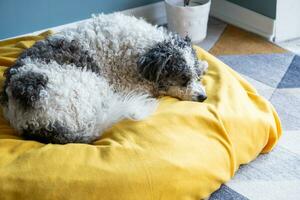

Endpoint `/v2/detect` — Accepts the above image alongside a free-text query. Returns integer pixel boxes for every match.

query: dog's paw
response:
[122,93,158,121]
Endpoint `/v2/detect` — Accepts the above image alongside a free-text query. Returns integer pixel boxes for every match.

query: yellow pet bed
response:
[0,32,281,200]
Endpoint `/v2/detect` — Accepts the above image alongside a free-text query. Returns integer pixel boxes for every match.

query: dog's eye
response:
[181,82,188,87]
[181,79,189,87]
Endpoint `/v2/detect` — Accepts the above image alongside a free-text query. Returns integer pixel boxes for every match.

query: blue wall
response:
[0,0,161,39]
[227,0,277,19]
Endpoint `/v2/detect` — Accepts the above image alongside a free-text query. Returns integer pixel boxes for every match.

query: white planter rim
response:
[165,0,211,10]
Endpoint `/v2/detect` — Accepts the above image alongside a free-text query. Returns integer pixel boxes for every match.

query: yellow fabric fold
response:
[0,32,281,200]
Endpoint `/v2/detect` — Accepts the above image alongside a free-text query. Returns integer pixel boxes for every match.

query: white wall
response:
[275,0,300,42]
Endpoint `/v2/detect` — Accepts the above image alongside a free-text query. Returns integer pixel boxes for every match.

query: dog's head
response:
[137,34,208,102]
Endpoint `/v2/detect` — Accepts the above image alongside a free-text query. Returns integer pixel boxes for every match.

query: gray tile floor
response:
[277,38,300,56]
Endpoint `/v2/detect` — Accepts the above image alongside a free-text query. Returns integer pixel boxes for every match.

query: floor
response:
[198,17,300,200]
[198,17,300,56]
[277,38,300,55]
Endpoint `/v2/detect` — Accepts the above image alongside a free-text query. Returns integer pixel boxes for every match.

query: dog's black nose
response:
[197,94,207,102]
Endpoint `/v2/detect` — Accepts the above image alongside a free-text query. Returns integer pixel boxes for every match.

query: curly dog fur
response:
[0,13,208,144]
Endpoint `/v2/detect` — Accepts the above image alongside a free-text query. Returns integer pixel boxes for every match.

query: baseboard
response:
[210,0,275,41]
[1,2,167,41]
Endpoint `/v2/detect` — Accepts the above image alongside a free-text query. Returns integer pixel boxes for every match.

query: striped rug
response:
[199,18,300,200]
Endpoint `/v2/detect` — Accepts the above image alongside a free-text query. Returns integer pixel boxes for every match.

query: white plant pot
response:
[165,0,211,42]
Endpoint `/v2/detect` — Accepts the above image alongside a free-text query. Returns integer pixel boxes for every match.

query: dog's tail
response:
[121,92,158,120]
[106,91,158,125]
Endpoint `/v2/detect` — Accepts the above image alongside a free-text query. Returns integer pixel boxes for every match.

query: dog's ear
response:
[137,48,171,82]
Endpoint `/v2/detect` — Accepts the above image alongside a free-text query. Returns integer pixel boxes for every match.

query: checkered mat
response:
[200,19,300,200]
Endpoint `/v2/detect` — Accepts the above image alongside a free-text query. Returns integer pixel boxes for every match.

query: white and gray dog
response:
[0,13,208,144]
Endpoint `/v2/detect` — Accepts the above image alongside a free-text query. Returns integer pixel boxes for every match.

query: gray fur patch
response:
[10,71,48,108]
[18,38,99,73]
[22,122,92,144]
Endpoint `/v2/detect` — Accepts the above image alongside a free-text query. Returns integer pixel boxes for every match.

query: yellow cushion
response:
[0,32,281,200]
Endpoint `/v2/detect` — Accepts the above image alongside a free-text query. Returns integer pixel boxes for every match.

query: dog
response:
[0,13,208,144]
